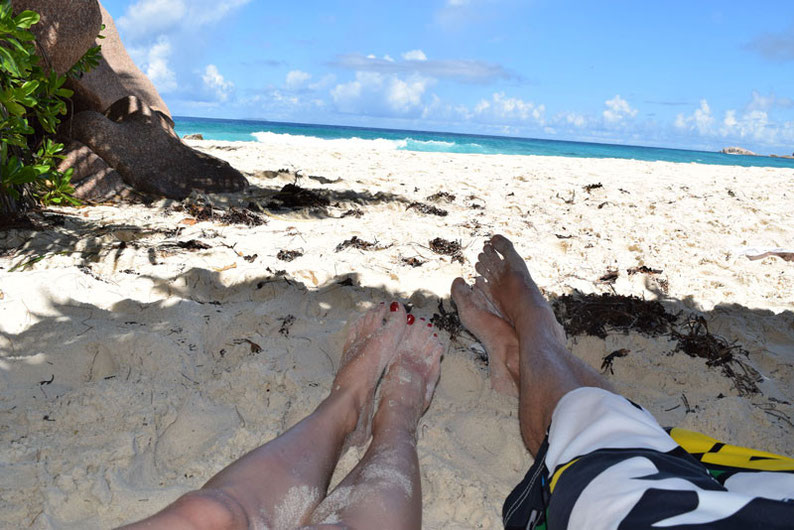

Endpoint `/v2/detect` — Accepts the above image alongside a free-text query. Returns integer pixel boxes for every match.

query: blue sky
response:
[101,0,794,153]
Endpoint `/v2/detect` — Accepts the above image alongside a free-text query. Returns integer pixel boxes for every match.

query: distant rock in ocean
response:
[183,133,205,140]
[721,146,757,156]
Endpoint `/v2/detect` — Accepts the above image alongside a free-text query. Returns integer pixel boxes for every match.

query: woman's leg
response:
[307,317,443,529]
[120,302,408,530]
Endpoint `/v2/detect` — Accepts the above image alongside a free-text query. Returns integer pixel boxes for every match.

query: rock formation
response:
[11,0,248,202]
[57,140,128,201]
[71,97,247,199]
[11,0,102,75]
[721,146,757,156]
[66,4,173,125]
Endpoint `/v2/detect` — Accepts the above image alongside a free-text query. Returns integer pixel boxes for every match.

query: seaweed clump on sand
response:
[672,315,760,395]
[180,200,267,226]
[335,236,390,252]
[266,184,330,209]
[277,249,303,262]
[406,202,448,217]
[431,299,466,340]
[401,256,425,268]
[426,191,456,203]
[552,292,677,339]
[429,237,464,264]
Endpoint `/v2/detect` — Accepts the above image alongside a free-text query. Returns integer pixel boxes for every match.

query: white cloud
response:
[117,0,250,105]
[603,95,638,124]
[285,70,312,89]
[746,90,793,111]
[473,92,545,124]
[561,111,587,128]
[202,64,234,101]
[331,72,432,116]
[118,0,252,42]
[402,49,428,61]
[309,74,336,91]
[674,99,714,134]
[137,36,177,93]
[388,77,429,112]
[447,0,470,6]
[333,53,516,84]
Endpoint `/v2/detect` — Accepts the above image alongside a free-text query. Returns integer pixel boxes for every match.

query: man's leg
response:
[453,234,611,456]
[307,317,443,529]
[120,302,408,530]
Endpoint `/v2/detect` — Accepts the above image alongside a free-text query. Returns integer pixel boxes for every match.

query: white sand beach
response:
[1,137,793,529]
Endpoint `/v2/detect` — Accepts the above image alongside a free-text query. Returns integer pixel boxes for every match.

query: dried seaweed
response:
[552,292,677,339]
[340,208,364,218]
[335,236,389,252]
[426,191,456,203]
[401,256,425,267]
[182,201,267,226]
[278,315,296,336]
[584,183,603,192]
[431,299,466,340]
[176,240,211,250]
[597,269,619,284]
[406,202,448,217]
[267,184,330,209]
[672,315,760,395]
[627,266,663,275]
[428,237,464,263]
[277,249,303,262]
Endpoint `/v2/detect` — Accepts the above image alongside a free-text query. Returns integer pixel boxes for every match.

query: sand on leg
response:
[470,235,612,455]
[307,317,443,529]
[119,302,408,530]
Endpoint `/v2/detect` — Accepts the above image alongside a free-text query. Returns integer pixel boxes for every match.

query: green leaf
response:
[0,45,20,76]
[13,10,40,29]
[3,98,26,116]
[20,79,39,95]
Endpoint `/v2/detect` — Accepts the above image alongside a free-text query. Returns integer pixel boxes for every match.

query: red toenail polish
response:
[407,314,415,325]
[380,301,385,305]
[433,333,438,337]
[390,302,400,312]
[427,323,432,327]
[420,317,425,321]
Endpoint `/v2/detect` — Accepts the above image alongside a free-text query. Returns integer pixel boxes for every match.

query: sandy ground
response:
[1,137,793,529]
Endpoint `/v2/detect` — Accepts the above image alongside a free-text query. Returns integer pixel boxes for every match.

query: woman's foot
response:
[473,235,566,345]
[450,277,519,396]
[334,302,408,447]
[372,317,444,435]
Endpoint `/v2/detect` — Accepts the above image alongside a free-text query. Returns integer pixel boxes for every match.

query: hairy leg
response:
[308,317,443,529]
[451,276,519,396]
[120,302,408,530]
[474,235,612,455]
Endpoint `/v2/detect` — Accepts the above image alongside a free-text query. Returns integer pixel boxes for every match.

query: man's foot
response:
[372,318,444,434]
[474,235,566,344]
[334,302,408,447]
[450,277,519,396]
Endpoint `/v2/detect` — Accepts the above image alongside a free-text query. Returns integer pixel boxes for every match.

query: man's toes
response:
[490,234,515,254]
[474,259,493,280]
[451,276,470,295]
[483,243,500,261]
[491,235,527,270]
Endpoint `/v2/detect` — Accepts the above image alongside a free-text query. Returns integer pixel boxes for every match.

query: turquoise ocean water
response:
[174,116,794,169]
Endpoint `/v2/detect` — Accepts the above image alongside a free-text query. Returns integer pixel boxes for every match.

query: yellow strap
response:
[669,428,794,471]
[550,458,579,493]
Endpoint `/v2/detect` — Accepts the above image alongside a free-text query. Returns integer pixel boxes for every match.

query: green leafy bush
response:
[0,0,101,213]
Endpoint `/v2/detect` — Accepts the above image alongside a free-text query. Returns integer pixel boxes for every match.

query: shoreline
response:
[1,138,792,528]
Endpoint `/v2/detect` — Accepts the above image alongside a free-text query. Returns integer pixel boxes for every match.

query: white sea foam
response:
[251,131,405,150]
